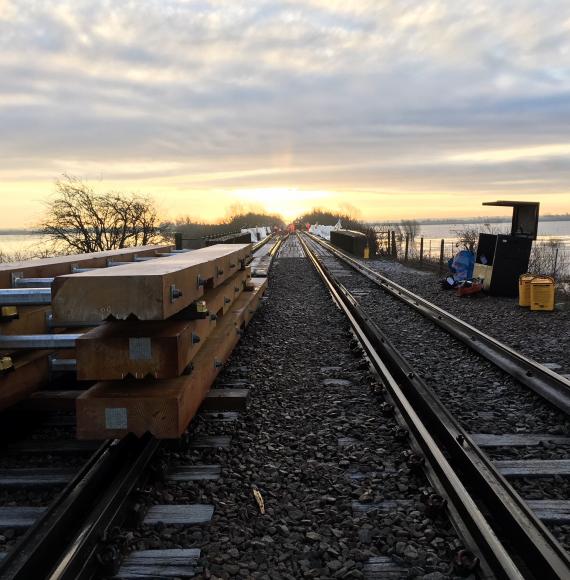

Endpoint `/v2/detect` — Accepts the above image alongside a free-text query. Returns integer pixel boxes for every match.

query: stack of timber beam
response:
[50,243,266,440]
[0,245,172,413]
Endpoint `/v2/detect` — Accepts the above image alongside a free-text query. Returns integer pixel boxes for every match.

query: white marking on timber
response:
[105,407,128,430]
[129,337,152,360]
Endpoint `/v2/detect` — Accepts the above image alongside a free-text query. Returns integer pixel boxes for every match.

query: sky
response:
[1,1,570,227]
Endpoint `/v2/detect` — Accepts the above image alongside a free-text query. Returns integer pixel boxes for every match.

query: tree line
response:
[36,176,423,257]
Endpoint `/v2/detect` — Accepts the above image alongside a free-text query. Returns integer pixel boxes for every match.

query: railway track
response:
[300,232,570,578]
[1,233,568,578]
[0,239,279,579]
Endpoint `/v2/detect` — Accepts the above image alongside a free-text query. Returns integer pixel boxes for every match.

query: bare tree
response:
[39,176,161,254]
[452,227,479,252]
[452,223,508,253]
[400,219,420,241]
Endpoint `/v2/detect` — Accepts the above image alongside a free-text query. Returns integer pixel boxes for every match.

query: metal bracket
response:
[0,306,19,322]
[11,271,23,288]
[71,264,94,274]
[0,356,14,375]
[169,285,183,302]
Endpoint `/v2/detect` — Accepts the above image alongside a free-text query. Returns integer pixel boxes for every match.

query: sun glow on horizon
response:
[229,187,333,221]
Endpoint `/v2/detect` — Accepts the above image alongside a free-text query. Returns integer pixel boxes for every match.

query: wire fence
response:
[375,230,570,281]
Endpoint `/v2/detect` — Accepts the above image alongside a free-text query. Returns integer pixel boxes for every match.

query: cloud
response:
[0,0,570,224]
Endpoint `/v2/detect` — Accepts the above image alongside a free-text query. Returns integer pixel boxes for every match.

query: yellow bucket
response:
[363,246,370,259]
[518,274,534,307]
[530,276,555,311]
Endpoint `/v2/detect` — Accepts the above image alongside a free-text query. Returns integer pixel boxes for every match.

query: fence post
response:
[404,235,409,262]
[387,230,391,255]
[553,248,559,277]
[420,237,424,267]
[174,232,183,250]
[439,239,445,273]
[391,231,397,259]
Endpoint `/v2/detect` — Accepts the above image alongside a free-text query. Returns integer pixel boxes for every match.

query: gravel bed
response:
[307,238,570,549]
[0,421,88,469]
[119,243,465,579]
[0,529,25,553]
[0,420,87,552]
[308,240,570,438]
[359,258,570,371]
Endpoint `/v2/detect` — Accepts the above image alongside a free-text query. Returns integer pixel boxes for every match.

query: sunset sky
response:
[1,1,570,227]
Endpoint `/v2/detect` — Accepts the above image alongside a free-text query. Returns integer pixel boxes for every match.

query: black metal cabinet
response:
[482,235,532,296]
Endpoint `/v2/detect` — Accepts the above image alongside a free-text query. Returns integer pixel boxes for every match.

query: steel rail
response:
[305,233,570,415]
[269,235,285,257]
[0,434,159,580]
[49,357,77,372]
[0,334,81,350]
[0,288,52,305]
[252,233,275,253]
[12,277,54,288]
[299,233,570,580]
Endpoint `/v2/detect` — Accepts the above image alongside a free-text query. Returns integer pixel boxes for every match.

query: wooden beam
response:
[472,433,570,447]
[526,500,570,524]
[0,305,50,335]
[0,467,75,488]
[52,244,252,322]
[168,465,221,482]
[19,389,83,412]
[0,350,50,413]
[74,269,254,380]
[0,244,172,289]
[495,459,570,477]
[75,280,265,439]
[201,268,250,316]
[202,388,249,411]
[239,277,267,325]
[0,507,46,530]
[76,317,215,380]
[144,505,214,526]
[115,549,201,579]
